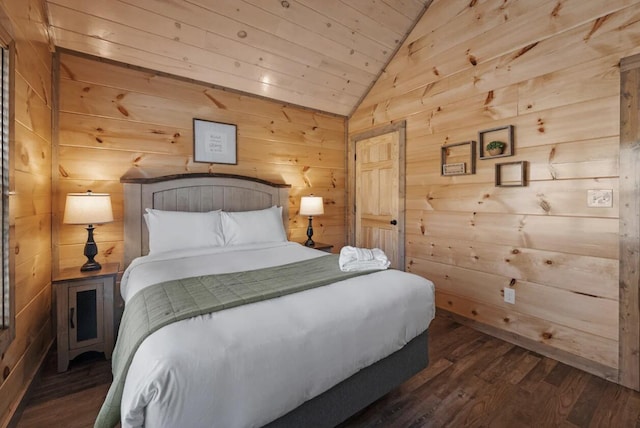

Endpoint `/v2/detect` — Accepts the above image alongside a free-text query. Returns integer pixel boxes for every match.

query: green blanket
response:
[95,254,376,428]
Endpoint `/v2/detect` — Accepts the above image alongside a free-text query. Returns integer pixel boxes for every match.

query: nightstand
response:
[303,242,333,253]
[53,263,119,372]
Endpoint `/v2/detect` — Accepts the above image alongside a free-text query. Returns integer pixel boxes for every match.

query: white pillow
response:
[221,206,287,245]
[145,208,224,254]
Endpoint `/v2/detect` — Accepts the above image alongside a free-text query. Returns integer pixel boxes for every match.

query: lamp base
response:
[81,224,102,272]
[80,260,102,272]
[305,216,315,247]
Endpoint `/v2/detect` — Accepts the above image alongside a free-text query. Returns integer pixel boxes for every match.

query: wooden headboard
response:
[120,172,291,268]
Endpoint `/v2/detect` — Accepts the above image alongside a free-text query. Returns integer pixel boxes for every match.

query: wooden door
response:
[355,131,402,269]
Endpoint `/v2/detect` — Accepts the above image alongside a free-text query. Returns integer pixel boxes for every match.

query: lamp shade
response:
[300,195,324,216]
[63,192,114,225]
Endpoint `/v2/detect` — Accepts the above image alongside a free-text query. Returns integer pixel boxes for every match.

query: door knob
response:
[390,219,397,225]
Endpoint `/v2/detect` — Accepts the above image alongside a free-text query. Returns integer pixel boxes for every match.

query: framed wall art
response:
[479,125,514,159]
[193,118,237,164]
[441,141,476,176]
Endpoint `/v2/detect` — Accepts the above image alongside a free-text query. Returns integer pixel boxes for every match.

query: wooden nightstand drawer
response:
[53,263,119,372]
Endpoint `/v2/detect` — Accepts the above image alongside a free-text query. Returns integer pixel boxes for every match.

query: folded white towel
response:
[339,245,391,272]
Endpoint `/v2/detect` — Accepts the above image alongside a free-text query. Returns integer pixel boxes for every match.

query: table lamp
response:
[300,195,324,247]
[63,191,114,271]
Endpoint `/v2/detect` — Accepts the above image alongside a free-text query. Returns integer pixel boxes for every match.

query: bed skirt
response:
[265,330,429,428]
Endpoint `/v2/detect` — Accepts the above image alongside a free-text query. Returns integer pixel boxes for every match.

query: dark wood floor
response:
[15,314,640,428]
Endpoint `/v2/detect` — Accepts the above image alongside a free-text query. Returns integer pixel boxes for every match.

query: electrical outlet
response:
[504,287,516,304]
[587,189,613,208]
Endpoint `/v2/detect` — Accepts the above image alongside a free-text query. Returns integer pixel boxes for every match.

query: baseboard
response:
[5,339,54,428]
[439,309,619,383]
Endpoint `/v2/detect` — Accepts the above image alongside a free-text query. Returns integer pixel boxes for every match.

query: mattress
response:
[117,242,436,428]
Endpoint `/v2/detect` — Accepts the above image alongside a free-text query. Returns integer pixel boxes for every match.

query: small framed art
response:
[441,141,476,176]
[479,125,514,159]
[442,162,465,175]
[193,118,237,164]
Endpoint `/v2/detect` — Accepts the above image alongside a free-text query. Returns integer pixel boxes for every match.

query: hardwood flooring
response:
[15,350,111,428]
[14,314,640,427]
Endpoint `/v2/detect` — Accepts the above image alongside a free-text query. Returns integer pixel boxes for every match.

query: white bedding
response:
[119,242,436,428]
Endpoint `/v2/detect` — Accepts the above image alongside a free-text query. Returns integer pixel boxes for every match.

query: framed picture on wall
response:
[193,118,237,164]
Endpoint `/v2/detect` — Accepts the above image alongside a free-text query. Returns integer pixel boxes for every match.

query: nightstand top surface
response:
[53,263,120,283]
[302,242,333,251]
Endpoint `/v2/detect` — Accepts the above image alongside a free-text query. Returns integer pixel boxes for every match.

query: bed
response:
[96,172,435,428]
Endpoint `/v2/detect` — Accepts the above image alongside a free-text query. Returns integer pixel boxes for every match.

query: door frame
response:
[619,54,640,391]
[348,121,406,269]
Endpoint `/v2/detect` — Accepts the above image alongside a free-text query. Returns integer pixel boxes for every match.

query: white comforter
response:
[119,242,436,428]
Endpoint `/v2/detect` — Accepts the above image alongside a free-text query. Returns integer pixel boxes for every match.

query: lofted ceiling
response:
[44,0,432,116]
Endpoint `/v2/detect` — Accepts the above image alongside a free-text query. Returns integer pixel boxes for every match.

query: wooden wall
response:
[0,0,53,425]
[349,0,640,381]
[45,0,432,116]
[55,52,346,271]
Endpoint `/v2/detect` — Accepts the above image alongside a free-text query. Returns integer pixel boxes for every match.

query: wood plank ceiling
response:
[44,0,432,116]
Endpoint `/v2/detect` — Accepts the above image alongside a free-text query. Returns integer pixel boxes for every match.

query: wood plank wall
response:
[349,0,640,381]
[55,52,346,271]
[0,0,53,425]
[45,0,430,115]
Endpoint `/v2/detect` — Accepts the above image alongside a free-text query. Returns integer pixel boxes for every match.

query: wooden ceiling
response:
[45,0,432,116]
